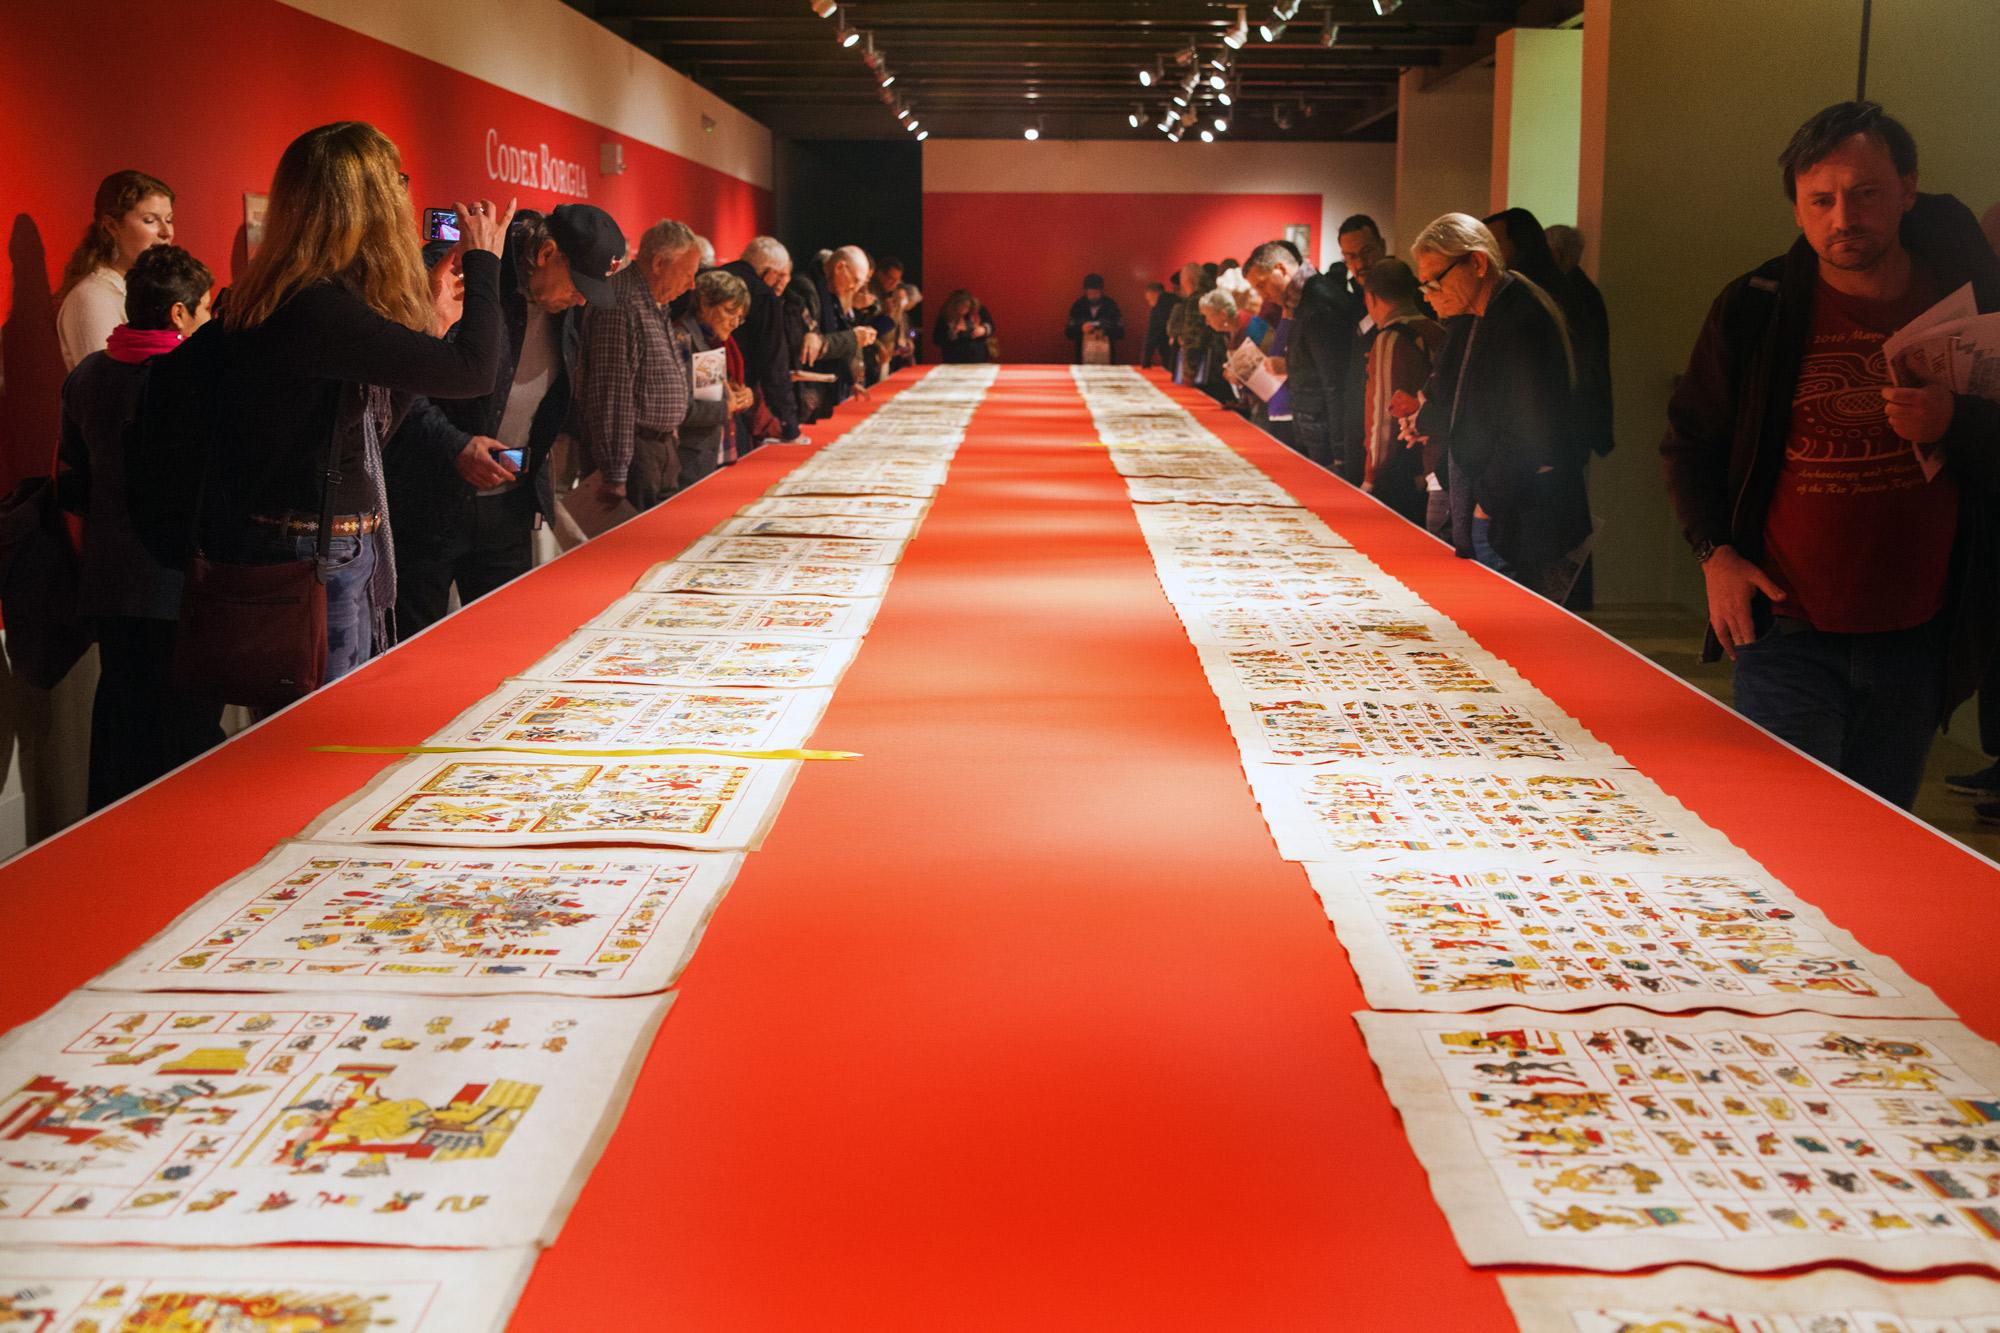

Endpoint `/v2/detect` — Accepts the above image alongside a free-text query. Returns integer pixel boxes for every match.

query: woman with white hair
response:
[1407,212,1591,604]
[1194,286,1240,404]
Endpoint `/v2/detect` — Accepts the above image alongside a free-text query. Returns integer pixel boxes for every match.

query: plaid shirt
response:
[576,265,690,484]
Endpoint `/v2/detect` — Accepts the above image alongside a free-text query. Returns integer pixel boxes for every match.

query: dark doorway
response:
[774,139,922,289]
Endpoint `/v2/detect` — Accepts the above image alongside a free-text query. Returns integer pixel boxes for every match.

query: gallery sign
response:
[485,128,590,198]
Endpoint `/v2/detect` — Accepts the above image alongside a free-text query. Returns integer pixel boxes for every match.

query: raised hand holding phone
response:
[454,198,517,257]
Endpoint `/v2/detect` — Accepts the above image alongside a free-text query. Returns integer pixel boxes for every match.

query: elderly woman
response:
[675,268,757,492]
[1194,287,1240,404]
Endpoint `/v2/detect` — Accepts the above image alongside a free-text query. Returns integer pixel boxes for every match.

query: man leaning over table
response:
[1660,100,2000,810]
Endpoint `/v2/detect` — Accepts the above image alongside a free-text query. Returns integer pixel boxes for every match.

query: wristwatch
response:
[1692,539,1719,565]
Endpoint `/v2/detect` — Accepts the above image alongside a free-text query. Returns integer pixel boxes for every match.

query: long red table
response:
[5,367,1997,1328]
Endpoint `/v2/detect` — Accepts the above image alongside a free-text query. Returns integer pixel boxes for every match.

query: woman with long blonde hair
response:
[162,120,512,689]
[55,169,176,369]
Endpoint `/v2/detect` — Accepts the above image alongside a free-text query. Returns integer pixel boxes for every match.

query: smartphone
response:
[423,208,461,243]
[498,448,525,471]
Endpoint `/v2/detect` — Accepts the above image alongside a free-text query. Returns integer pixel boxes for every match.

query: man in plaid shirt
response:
[576,219,702,512]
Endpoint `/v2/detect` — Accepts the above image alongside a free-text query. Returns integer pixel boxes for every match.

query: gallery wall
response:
[0,0,775,496]
[922,140,1395,366]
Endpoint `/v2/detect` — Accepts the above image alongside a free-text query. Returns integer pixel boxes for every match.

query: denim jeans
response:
[1291,409,1333,469]
[1424,483,1452,542]
[1730,616,1944,809]
[243,530,378,686]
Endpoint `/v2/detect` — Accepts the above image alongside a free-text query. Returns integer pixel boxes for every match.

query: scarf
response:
[104,324,183,364]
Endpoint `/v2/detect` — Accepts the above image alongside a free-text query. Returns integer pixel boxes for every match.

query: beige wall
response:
[921,140,1396,271]
[1491,28,1582,224]
[1395,63,1495,253]
[1867,0,2000,220]
[1578,0,1861,608]
[277,0,773,188]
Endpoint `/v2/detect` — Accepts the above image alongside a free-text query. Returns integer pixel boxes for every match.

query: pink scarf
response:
[104,324,184,364]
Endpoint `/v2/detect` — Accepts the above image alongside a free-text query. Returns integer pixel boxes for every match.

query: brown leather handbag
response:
[171,424,337,709]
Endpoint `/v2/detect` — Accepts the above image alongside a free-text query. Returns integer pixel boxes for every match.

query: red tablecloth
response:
[4,367,1994,1329]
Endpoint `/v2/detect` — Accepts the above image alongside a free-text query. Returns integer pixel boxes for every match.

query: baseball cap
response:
[547,204,626,305]
[1084,273,1105,289]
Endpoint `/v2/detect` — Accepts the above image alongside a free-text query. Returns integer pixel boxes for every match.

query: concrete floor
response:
[1585,603,2000,864]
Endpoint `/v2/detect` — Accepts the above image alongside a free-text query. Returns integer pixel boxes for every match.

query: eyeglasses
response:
[1419,252,1470,295]
[397,172,410,190]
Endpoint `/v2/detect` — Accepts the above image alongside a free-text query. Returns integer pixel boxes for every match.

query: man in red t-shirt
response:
[1662,101,2000,808]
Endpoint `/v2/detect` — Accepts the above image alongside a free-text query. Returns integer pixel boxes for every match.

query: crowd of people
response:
[18,99,2000,830]
[1120,205,1613,611]
[32,119,928,813]
[1101,100,2000,816]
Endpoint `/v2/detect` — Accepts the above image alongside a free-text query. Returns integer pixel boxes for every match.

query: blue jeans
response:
[1425,483,1452,542]
[1730,616,1943,809]
[244,530,378,686]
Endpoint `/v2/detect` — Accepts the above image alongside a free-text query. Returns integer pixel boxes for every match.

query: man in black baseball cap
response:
[544,202,625,307]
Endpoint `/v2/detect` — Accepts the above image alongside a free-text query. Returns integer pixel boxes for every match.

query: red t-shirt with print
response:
[1761,271,1957,633]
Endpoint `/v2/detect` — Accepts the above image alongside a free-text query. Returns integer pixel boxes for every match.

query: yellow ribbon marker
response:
[312,745,860,761]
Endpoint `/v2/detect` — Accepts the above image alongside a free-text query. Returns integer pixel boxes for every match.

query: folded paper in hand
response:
[1883,282,2000,478]
[1226,339,1286,401]
[692,347,727,402]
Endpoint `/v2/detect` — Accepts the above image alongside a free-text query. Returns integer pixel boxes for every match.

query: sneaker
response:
[1977,801,2000,827]
[1945,760,2000,796]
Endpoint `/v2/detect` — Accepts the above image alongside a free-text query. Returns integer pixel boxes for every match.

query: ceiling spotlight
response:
[1209,73,1227,89]
[836,22,861,48]
[916,129,929,140]
[1170,90,1189,108]
[1138,65,1155,87]
[859,33,881,66]
[1372,0,1403,12]
[1218,83,1235,106]
[1214,115,1229,132]
[1024,116,1042,141]
[810,0,837,15]
[1320,19,1340,46]
[877,67,895,87]
[1259,19,1286,41]
[1210,55,1229,70]
[907,117,920,131]
[1128,104,1143,128]
[1274,103,1295,131]
[1200,129,1215,142]
[895,105,910,120]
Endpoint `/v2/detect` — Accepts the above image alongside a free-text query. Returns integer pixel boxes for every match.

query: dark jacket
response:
[721,258,799,438]
[934,307,995,363]
[139,249,504,566]
[1560,267,1615,458]
[1661,192,2000,714]
[1285,269,1357,429]
[58,352,181,619]
[387,217,581,551]
[1065,295,1125,363]
[800,277,863,403]
[1417,272,1591,571]
[1143,293,1179,365]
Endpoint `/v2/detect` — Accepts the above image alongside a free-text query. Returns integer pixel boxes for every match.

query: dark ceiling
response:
[563,0,1579,142]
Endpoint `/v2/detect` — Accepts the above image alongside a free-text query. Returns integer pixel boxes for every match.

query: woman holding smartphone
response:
[165,120,511,689]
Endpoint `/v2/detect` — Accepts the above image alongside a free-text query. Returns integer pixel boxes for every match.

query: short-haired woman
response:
[158,121,511,690]
[58,244,220,808]
[675,268,756,492]
[54,170,176,370]
[933,290,993,364]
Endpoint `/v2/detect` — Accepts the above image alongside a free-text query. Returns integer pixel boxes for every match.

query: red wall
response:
[921,191,1321,365]
[0,2,772,493]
